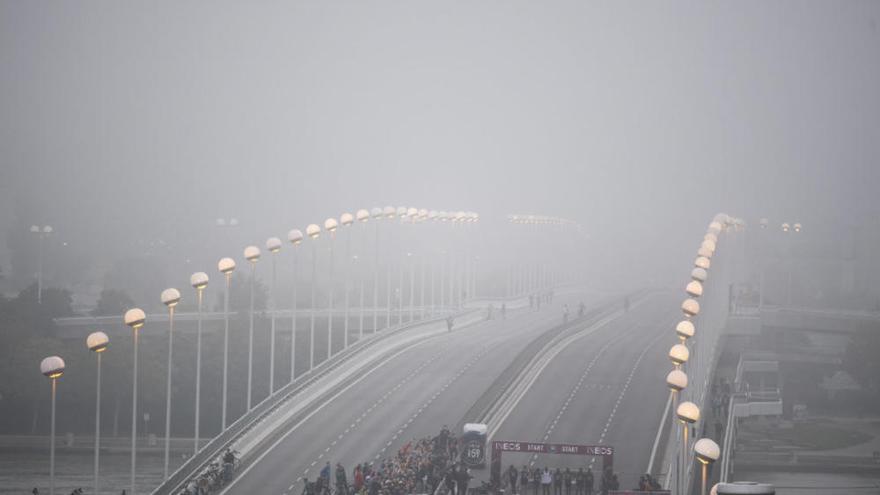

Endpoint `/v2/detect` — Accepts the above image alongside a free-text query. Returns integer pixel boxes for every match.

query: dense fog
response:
[1,1,879,472]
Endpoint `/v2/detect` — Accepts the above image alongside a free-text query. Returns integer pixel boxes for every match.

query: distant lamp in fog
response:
[759,218,769,229]
[266,237,282,253]
[686,280,703,298]
[124,308,146,329]
[396,206,407,218]
[161,288,182,307]
[669,344,690,367]
[681,298,700,318]
[325,217,339,232]
[691,267,708,283]
[244,245,261,262]
[793,222,802,233]
[356,209,370,223]
[697,247,713,259]
[703,232,718,244]
[695,438,721,495]
[666,369,688,392]
[190,271,209,290]
[371,207,383,219]
[695,438,720,464]
[700,239,716,254]
[677,401,700,424]
[676,320,695,341]
[87,331,109,353]
[306,224,321,239]
[708,221,723,235]
[694,256,711,270]
[288,229,304,245]
[383,206,396,218]
[41,355,66,378]
[781,222,790,233]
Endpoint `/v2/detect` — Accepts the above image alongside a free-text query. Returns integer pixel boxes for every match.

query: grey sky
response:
[2,1,879,285]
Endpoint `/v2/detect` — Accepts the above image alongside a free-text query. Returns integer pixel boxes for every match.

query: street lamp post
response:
[417,210,428,318]
[266,237,282,395]
[287,230,303,382]
[669,344,690,370]
[395,207,409,326]
[324,217,339,358]
[340,213,354,348]
[407,252,415,322]
[244,246,261,410]
[405,207,419,321]
[306,224,321,369]
[419,251,426,319]
[30,225,53,304]
[356,209,370,339]
[677,401,700,495]
[694,438,720,495]
[666,369,688,494]
[87,332,109,494]
[159,288,181,479]
[371,207,383,333]
[218,258,235,429]
[124,308,146,495]
[383,206,396,328]
[189,272,208,454]
[41,356,65,495]
[676,320,695,343]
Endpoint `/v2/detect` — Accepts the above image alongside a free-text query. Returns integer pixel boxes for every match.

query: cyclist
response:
[335,463,348,495]
[302,478,315,495]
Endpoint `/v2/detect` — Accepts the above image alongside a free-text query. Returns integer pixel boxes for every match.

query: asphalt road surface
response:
[223,290,676,495]
[491,292,677,491]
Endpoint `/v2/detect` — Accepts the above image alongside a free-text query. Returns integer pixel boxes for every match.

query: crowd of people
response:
[503,465,661,495]
[302,426,472,495]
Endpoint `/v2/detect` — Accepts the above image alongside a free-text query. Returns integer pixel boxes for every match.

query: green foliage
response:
[92,288,135,316]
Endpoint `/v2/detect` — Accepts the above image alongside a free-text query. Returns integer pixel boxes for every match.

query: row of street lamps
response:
[665,213,744,495]
[38,205,477,495]
[505,214,583,297]
[756,218,803,307]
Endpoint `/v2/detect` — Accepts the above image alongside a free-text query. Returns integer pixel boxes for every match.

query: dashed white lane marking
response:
[587,325,667,468]
[370,345,494,459]
[294,348,446,483]
[528,332,624,466]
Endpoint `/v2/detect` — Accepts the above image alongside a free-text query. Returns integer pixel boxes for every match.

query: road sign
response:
[490,440,614,486]
[461,424,488,467]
